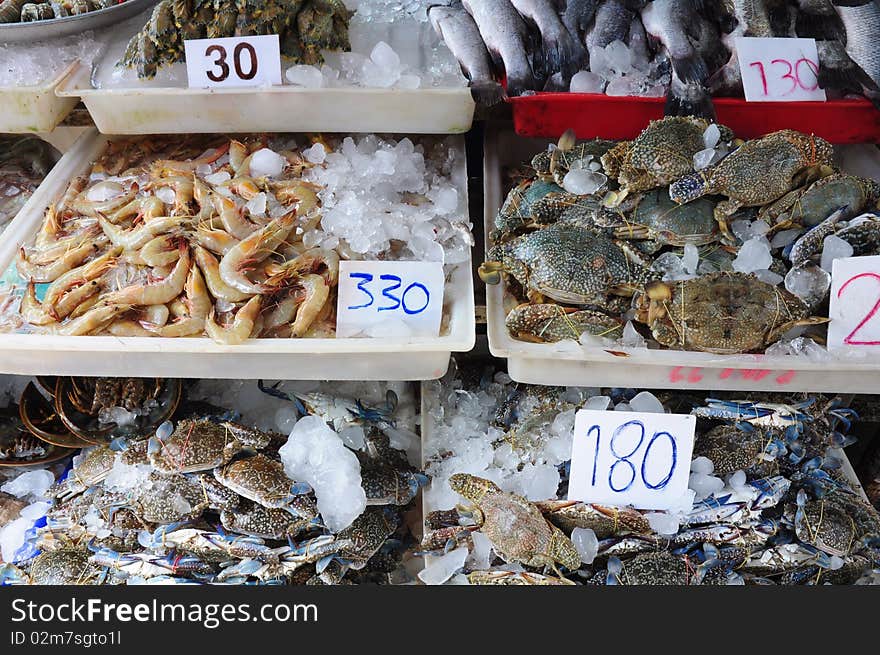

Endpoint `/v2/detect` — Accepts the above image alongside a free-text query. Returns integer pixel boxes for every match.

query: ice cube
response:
[571,527,599,564]
[646,511,680,535]
[274,405,298,434]
[397,74,421,89]
[682,243,699,276]
[703,124,721,149]
[304,143,327,165]
[570,70,605,93]
[727,470,748,492]
[820,235,854,273]
[622,321,646,347]
[339,425,366,450]
[562,169,607,195]
[278,416,366,532]
[285,65,324,88]
[652,252,689,281]
[584,395,611,411]
[1,469,54,500]
[418,546,468,585]
[86,181,125,202]
[155,187,176,206]
[693,147,717,171]
[205,171,231,185]
[629,391,665,414]
[689,472,724,499]
[614,402,632,411]
[371,41,401,72]
[249,148,286,178]
[785,263,830,307]
[468,531,493,570]
[754,269,783,286]
[732,237,773,273]
[690,456,714,475]
[245,192,268,217]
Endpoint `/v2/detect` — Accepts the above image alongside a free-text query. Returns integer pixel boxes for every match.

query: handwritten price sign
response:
[184,35,282,88]
[736,37,826,102]
[335,261,445,338]
[568,410,695,510]
[828,255,880,349]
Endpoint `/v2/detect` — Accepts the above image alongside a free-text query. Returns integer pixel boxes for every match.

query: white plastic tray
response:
[0,62,79,133]
[58,63,475,135]
[484,123,880,393]
[0,129,475,379]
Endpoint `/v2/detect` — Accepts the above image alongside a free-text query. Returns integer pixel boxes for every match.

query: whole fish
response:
[509,0,587,78]
[724,0,774,37]
[817,38,878,96]
[428,4,505,105]
[641,0,708,83]
[462,0,537,96]
[665,66,715,118]
[832,0,880,105]
[586,0,635,51]
[795,0,845,40]
[561,0,601,41]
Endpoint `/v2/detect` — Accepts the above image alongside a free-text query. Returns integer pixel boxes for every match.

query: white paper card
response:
[336,261,445,338]
[828,254,880,349]
[184,35,282,89]
[568,410,696,510]
[736,37,826,102]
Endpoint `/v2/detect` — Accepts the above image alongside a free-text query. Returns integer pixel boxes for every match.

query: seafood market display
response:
[0,132,469,341]
[484,117,880,356]
[0,377,425,585]
[119,0,352,79]
[0,0,123,23]
[421,359,880,584]
[91,0,467,90]
[0,136,60,234]
[429,0,880,115]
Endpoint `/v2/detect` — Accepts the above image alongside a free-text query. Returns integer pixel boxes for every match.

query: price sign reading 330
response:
[736,37,826,102]
[336,261,445,338]
[568,410,695,510]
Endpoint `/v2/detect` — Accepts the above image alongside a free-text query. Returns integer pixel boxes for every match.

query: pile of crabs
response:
[421,363,880,585]
[0,378,425,585]
[483,117,880,354]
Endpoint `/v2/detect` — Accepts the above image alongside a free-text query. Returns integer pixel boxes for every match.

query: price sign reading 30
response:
[184,35,282,89]
[568,410,696,510]
[735,37,826,102]
[336,261,445,338]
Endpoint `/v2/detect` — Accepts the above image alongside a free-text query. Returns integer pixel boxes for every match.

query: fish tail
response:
[469,80,506,106]
[671,53,708,85]
[818,62,877,95]
[664,84,715,120]
[795,13,843,40]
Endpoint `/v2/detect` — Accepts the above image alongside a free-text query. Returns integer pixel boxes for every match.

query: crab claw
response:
[605,556,623,585]
[147,436,164,455]
[478,261,503,285]
[289,482,313,496]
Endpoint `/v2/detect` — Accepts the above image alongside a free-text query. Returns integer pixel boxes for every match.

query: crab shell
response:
[449,473,580,572]
[132,473,206,524]
[213,454,300,510]
[30,549,100,585]
[481,223,654,305]
[221,499,316,540]
[616,552,691,585]
[148,418,239,474]
[636,271,828,354]
[693,424,769,476]
[505,302,623,343]
[534,500,651,539]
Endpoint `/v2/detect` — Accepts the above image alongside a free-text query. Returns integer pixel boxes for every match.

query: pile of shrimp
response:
[9,135,340,344]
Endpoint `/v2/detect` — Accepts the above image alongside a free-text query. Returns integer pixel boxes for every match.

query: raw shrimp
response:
[144,266,210,337]
[205,295,262,345]
[218,211,296,295]
[103,245,191,306]
[99,216,185,251]
[193,246,251,302]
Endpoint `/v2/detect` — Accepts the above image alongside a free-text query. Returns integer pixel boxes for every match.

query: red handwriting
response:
[667,367,797,386]
[748,57,819,96]
[838,272,880,346]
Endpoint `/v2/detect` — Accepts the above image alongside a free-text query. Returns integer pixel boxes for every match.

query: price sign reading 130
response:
[735,37,826,102]
[567,410,696,510]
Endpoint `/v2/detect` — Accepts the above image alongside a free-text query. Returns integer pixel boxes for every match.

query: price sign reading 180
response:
[336,261,445,338]
[568,410,696,510]
[184,35,282,89]
[736,37,826,102]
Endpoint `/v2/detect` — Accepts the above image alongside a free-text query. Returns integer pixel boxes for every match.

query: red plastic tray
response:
[509,93,880,143]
